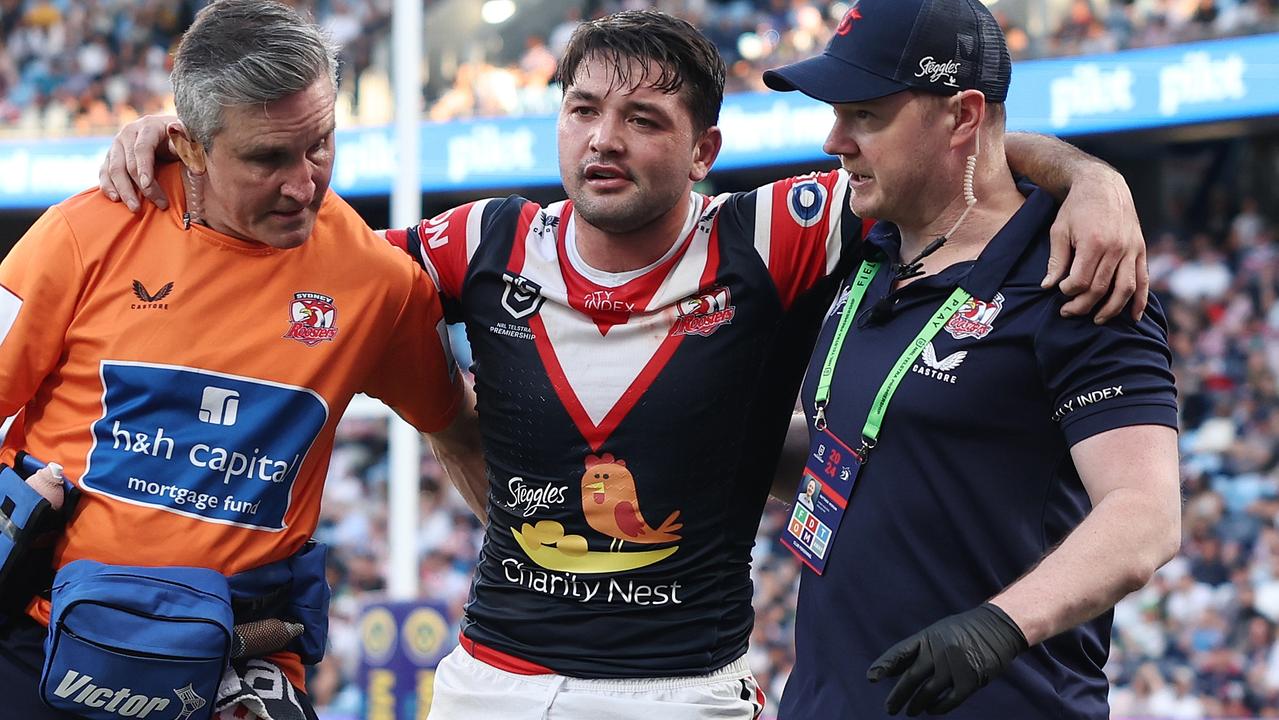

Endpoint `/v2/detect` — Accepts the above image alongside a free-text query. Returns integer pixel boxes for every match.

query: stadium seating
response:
[4,0,1279,717]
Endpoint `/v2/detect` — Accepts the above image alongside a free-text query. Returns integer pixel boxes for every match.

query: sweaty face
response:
[557,55,704,234]
[199,79,336,249]
[822,92,951,225]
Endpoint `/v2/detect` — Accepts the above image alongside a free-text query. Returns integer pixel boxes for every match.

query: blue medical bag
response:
[40,561,233,720]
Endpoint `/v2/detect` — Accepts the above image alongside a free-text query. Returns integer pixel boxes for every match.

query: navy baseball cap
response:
[763,0,1011,104]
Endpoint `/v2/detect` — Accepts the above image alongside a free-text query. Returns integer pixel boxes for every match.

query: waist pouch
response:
[228,539,330,665]
[40,560,233,720]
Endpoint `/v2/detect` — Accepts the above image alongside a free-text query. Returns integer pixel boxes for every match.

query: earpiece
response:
[888,132,982,288]
[962,132,979,207]
[942,131,980,240]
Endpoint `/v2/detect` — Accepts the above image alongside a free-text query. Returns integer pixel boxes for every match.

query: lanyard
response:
[813,260,972,457]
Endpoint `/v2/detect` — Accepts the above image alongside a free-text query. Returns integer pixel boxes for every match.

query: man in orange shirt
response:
[0,2,472,719]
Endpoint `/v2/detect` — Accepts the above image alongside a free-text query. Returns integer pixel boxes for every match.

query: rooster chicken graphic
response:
[292,299,334,327]
[581,453,682,550]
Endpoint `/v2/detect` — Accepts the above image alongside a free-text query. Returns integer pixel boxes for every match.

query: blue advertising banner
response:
[1004,32,1279,136]
[358,601,455,720]
[2,33,1278,209]
[0,133,109,210]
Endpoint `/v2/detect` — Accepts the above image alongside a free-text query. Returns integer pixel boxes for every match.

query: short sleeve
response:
[0,206,85,417]
[1034,292,1178,446]
[360,260,463,433]
[718,170,863,311]
[385,199,494,302]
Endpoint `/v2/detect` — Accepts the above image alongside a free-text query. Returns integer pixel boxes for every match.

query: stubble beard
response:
[572,181,682,235]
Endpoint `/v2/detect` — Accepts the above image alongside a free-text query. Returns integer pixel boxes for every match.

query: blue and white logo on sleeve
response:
[787,179,828,228]
[82,361,329,531]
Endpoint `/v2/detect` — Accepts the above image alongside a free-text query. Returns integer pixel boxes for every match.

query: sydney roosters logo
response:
[945,293,1003,340]
[672,286,736,337]
[284,292,338,346]
[131,280,173,310]
[835,1,862,35]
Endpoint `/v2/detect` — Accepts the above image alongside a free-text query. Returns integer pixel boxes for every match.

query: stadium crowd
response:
[305,185,1279,718]
[0,0,194,135]
[1102,189,1279,718]
[5,0,1279,717]
[3,0,1279,132]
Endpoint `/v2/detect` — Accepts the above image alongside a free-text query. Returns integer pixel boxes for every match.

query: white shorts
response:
[426,645,766,720]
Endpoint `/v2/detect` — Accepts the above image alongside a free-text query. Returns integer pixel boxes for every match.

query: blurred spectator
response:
[1056,0,1099,48]
[1112,662,1181,716]
[1233,196,1267,249]
[548,6,582,57]
[1168,234,1233,302]
[1,0,184,136]
[519,35,557,86]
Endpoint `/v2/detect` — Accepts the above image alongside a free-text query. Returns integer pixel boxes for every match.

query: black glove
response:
[867,602,1028,716]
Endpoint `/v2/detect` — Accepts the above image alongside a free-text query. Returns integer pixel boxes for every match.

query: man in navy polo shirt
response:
[764,0,1181,717]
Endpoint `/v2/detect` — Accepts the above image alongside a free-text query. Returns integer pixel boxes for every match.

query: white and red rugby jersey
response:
[389,170,863,678]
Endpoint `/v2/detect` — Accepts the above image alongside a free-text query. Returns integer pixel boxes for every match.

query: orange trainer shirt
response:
[0,164,460,685]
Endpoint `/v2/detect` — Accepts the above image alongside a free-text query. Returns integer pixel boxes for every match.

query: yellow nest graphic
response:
[512,521,678,574]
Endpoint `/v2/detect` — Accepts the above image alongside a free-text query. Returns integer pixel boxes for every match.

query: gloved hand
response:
[867,602,1028,716]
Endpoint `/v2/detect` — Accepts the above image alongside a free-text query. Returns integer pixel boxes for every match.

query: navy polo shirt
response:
[779,186,1178,719]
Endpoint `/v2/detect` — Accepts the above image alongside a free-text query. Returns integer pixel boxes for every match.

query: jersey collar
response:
[564,193,702,288]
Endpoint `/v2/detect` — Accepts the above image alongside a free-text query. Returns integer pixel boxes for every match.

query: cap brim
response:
[763,52,909,104]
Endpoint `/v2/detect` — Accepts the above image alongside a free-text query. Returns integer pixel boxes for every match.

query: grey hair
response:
[171,0,339,148]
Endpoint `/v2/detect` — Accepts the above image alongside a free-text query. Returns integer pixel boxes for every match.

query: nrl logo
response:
[501,273,546,320]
